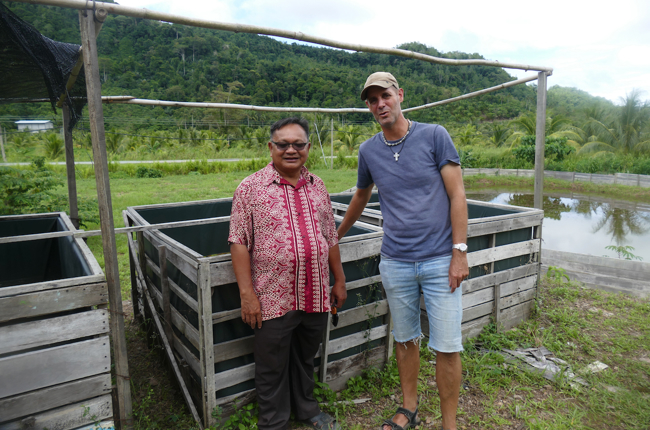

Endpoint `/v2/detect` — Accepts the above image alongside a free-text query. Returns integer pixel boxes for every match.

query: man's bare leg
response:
[436,351,462,430]
[382,340,420,429]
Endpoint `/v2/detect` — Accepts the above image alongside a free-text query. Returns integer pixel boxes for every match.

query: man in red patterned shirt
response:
[229,117,346,430]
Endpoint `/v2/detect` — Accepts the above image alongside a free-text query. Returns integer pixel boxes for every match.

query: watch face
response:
[454,243,468,252]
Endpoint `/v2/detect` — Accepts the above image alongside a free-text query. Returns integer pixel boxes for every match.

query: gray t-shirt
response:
[357,122,460,261]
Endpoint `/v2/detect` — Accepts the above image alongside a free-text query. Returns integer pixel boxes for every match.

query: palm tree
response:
[42,133,64,160]
[487,122,511,147]
[335,124,363,154]
[578,90,650,155]
[507,112,578,148]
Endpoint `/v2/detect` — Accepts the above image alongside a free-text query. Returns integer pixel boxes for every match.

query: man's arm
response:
[336,186,374,240]
[230,243,262,329]
[328,244,347,308]
[440,163,469,293]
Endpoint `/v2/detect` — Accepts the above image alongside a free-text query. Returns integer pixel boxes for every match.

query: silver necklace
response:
[382,120,411,162]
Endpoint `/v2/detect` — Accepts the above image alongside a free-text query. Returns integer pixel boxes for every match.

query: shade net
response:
[0,2,86,130]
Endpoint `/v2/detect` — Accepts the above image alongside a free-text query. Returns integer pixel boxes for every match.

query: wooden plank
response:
[0,336,110,398]
[172,333,202,377]
[143,231,199,284]
[0,274,106,299]
[0,394,112,430]
[330,300,388,330]
[319,312,333,384]
[326,325,387,356]
[467,239,540,268]
[0,309,108,355]
[212,308,241,324]
[171,307,200,350]
[198,261,217,428]
[500,275,537,297]
[461,315,492,342]
[0,283,108,323]
[467,214,543,237]
[159,245,174,344]
[461,287,494,309]
[499,300,534,331]
[493,284,502,327]
[0,374,111,423]
[461,301,493,323]
[210,261,236,286]
[346,275,382,292]
[146,255,199,312]
[215,389,256,411]
[213,336,255,363]
[324,345,386,392]
[124,211,142,320]
[142,228,203,261]
[500,288,536,310]
[63,106,79,225]
[79,10,133,428]
[462,263,539,295]
[214,363,255,392]
[339,238,382,262]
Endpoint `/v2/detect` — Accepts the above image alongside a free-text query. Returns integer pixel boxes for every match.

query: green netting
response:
[0,3,87,130]
[0,216,91,287]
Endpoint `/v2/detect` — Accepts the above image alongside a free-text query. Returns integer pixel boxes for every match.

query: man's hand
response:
[240,290,263,329]
[330,279,347,309]
[449,250,469,293]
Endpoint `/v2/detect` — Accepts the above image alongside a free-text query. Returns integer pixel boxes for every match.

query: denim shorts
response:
[379,254,463,353]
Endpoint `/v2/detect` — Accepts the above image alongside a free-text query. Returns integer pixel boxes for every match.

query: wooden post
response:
[62,105,79,228]
[534,71,548,210]
[123,213,140,320]
[158,245,173,344]
[385,307,394,362]
[79,9,133,430]
[319,312,332,384]
[330,118,333,169]
[0,126,6,163]
[198,260,216,427]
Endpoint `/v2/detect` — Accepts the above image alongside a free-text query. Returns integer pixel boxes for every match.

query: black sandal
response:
[304,411,342,430]
[379,404,421,430]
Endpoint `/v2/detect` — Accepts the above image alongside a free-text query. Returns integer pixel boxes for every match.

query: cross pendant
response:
[393,152,400,161]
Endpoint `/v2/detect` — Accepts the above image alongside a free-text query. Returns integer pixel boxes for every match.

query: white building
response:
[15,120,54,133]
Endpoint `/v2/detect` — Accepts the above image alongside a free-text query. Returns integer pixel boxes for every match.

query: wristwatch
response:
[452,243,468,252]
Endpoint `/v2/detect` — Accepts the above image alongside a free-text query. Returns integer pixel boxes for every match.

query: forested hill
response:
[3,1,608,127]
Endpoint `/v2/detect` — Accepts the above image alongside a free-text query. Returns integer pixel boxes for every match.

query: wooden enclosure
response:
[330,193,544,340]
[123,197,391,428]
[0,213,113,430]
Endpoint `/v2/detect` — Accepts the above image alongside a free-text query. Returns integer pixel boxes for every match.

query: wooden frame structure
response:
[329,195,544,337]
[0,212,113,430]
[4,1,553,427]
[122,198,391,427]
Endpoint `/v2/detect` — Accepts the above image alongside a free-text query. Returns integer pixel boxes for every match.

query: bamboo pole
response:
[403,74,540,113]
[534,72,548,210]
[79,8,133,429]
[62,105,79,228]
[0,215,231,245]
[9,0,553,73]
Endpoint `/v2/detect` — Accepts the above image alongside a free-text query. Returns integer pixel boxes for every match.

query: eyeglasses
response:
[270,140,309,151]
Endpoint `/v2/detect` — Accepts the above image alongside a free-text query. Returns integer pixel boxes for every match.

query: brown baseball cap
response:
[360,72,399,100]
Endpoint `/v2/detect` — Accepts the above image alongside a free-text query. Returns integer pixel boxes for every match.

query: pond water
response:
[466,191,650,262]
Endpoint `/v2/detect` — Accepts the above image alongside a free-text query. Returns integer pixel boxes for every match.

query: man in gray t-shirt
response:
[337,72,468,430]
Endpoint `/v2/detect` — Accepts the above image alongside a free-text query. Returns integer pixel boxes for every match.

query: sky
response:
[118,0,650,105]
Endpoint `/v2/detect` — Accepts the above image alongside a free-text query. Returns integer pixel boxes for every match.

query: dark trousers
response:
[254,310,328,430]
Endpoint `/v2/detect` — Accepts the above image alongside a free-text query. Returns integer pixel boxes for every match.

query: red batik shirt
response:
[228,163,338,321]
